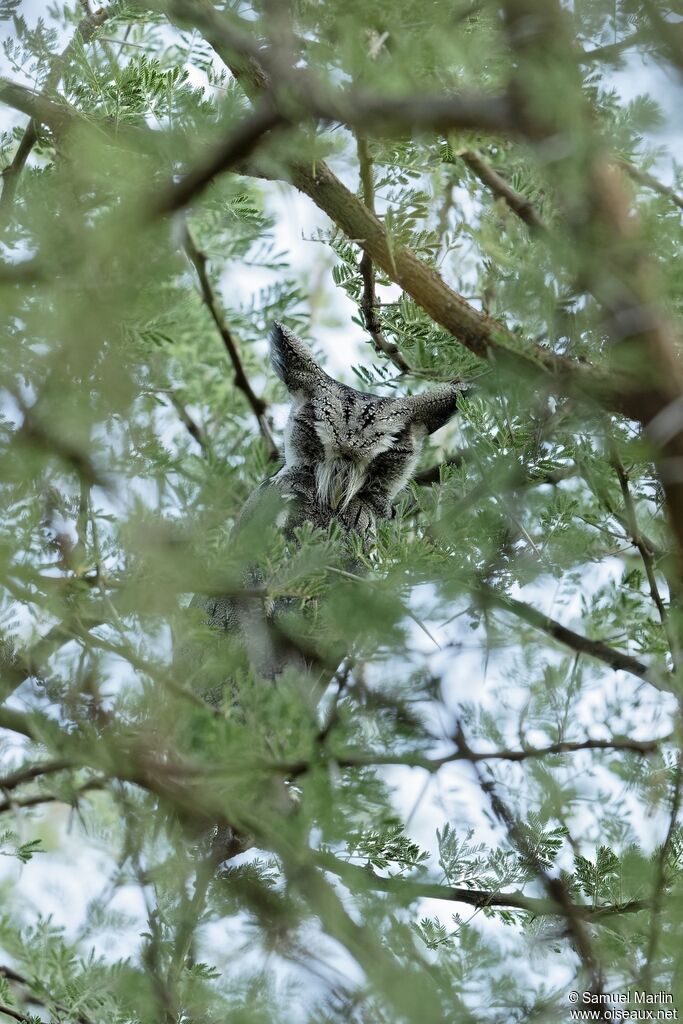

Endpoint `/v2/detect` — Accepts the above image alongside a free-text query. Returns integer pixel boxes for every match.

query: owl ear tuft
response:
[397,381,464,435]
[270,322,326,399]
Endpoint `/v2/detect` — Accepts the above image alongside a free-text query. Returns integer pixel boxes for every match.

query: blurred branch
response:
[356,135,412,373]
[579,28,654,64]
[619,159,683,213]
[0,777,105,816]
[316,850,649,919]
[166,392,208,454]
[642,754,683,988]
[0,1003,34,1024]
[0,758,74,792]
[183,227,279,460]
[0,707,37,740]
[1,608,105,704]
[0,5,112,216]
[96,748,451,1018]
[12,393,105,487]
[461,150,547,232]
[151,101,285,218]
[0,257,46,285]
[0,963,93,1024]
[413,455,464,486]
[279,733,668,776]
[641,0,683,77]
[413,455,576,487]
[459,721,607,999]
[172,2,641,417]
[502,0,683,571]
[611,450,677,664]
[0,77,154,153]
[477,583,673,690]
[156,0,515,134]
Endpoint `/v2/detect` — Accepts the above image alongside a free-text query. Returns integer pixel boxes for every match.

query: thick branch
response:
[0,707,35,740]
[167,1,634,414]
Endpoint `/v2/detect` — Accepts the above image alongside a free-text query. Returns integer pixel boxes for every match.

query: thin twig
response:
[0,778,105,815]
[166,392,208,454]
[461,149,547,232]
[612,450,678,667]
[316,849,649,919]
[478,582,672,690]
[356,134,411,373]
[277,733,668,776]
[151,101,284,218]
[619,159,683,213]
[0,759,73,793]
[183,226,279,460]
[642,754,683,989]
[0,6,112,215]
[458,721,607,1003]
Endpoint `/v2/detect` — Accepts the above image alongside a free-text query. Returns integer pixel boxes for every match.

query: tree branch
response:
[477,583,673,690]
[164,1,635,417]
[461,149,547,232]
[151,101,284,218]
[0,77,154,153]
[0,759,74,793]
[0,707,36,740]
[0,5,112,215]
[0,777,104,816]
[356,135,412,373]
[458,719,607,1003]
[277,733,668,777]
[619,159,683,214]
[183,227,279,460]
[0,1003,33,1024]
[611,450,675,663]
[0,964,93,1024]
[642,753,683,989]
[316,850,649,920]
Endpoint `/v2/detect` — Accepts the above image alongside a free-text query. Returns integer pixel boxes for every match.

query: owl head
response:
[270,322,461,531]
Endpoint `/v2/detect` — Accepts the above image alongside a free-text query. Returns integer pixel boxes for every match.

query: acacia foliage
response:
[1,1,683,1021]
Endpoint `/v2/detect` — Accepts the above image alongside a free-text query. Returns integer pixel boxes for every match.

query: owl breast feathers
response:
[268,322,461,535]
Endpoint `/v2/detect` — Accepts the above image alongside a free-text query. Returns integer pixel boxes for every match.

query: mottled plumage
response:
[193,322,461,679]
[267,322,461,536]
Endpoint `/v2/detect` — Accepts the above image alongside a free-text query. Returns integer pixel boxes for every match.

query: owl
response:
[268,322,461,535]
[193,322,461,679]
